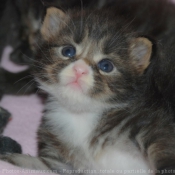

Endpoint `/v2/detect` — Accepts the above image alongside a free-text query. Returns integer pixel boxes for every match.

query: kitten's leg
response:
[146,139,175,175]
[1,128,77,173]
[39,157,78,175]
[137,131,175,175]
[0,154,49,170]
[0,126,79,174]
[0,154,78,175]
[37,129,80,174]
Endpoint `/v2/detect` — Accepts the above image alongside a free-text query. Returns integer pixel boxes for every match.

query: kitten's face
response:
[34,8,152,111]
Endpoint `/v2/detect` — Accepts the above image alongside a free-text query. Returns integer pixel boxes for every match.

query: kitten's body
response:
[1,0,175,174]
[41,101,152,175]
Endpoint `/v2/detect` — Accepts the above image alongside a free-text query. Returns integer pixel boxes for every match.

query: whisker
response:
[14,75,34,84]
[66,12,76,30]
[20,53,39,64]
[23,81,36,95]
[20,52,51,68]
[36,73,58,77]
[108,18,136,49]
[56,17,74,35]
[17,79,35,95]
[17,54,59,72]
[85,10,94,24]
[122,17,136,32]
[35,88,40,95]
[26,64,45,70]
[34,41,53,64]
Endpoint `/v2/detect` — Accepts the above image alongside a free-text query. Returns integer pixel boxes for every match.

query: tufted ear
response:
[130,37,153,74]
[41,7,66,40]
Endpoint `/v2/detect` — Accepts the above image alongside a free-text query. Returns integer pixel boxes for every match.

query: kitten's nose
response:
[73,62,89,77]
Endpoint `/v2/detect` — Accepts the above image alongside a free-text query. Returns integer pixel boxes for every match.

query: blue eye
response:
[98,59,114,73]
[62,46,76,58]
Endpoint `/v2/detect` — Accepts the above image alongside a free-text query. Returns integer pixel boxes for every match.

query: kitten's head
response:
[34,7,152,112]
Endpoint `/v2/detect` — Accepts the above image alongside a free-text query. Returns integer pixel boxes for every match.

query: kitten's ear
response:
[41,7,66,40]
[130,37,153,74]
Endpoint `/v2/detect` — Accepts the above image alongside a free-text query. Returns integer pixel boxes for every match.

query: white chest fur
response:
[93,143,153,175]
[45,104,100,147]
[45,104,153,175]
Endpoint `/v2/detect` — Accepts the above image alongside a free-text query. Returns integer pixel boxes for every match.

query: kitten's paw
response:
[0,153,50,170]
[0,153,18,165]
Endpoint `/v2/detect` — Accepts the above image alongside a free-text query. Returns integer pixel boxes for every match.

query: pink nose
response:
[73,63,89,77]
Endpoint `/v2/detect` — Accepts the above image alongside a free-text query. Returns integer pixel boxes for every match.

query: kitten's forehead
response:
[48,9,133,63]
[62,10,131,59]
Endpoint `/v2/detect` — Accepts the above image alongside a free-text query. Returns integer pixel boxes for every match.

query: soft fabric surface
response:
[0,47,42,156]
[0,47,54,174]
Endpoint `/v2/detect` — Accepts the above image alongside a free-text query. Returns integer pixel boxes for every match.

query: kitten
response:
[1,1,175,175]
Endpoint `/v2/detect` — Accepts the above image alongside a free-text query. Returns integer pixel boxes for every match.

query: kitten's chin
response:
[39,82,107,113]
[56,85,93,107]
[61,76,91,94]
[65,81,85,93]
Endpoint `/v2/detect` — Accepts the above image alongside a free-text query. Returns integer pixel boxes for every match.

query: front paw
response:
[0,154,50,170]
[0,153,19,165]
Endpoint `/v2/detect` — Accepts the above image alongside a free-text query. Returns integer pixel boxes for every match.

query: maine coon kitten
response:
[1,1,175,175]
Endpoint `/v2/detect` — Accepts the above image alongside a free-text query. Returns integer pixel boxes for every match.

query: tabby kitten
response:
[1,3,175,175]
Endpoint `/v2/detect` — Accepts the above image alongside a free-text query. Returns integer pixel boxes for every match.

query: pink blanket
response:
[0,47,54,174]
